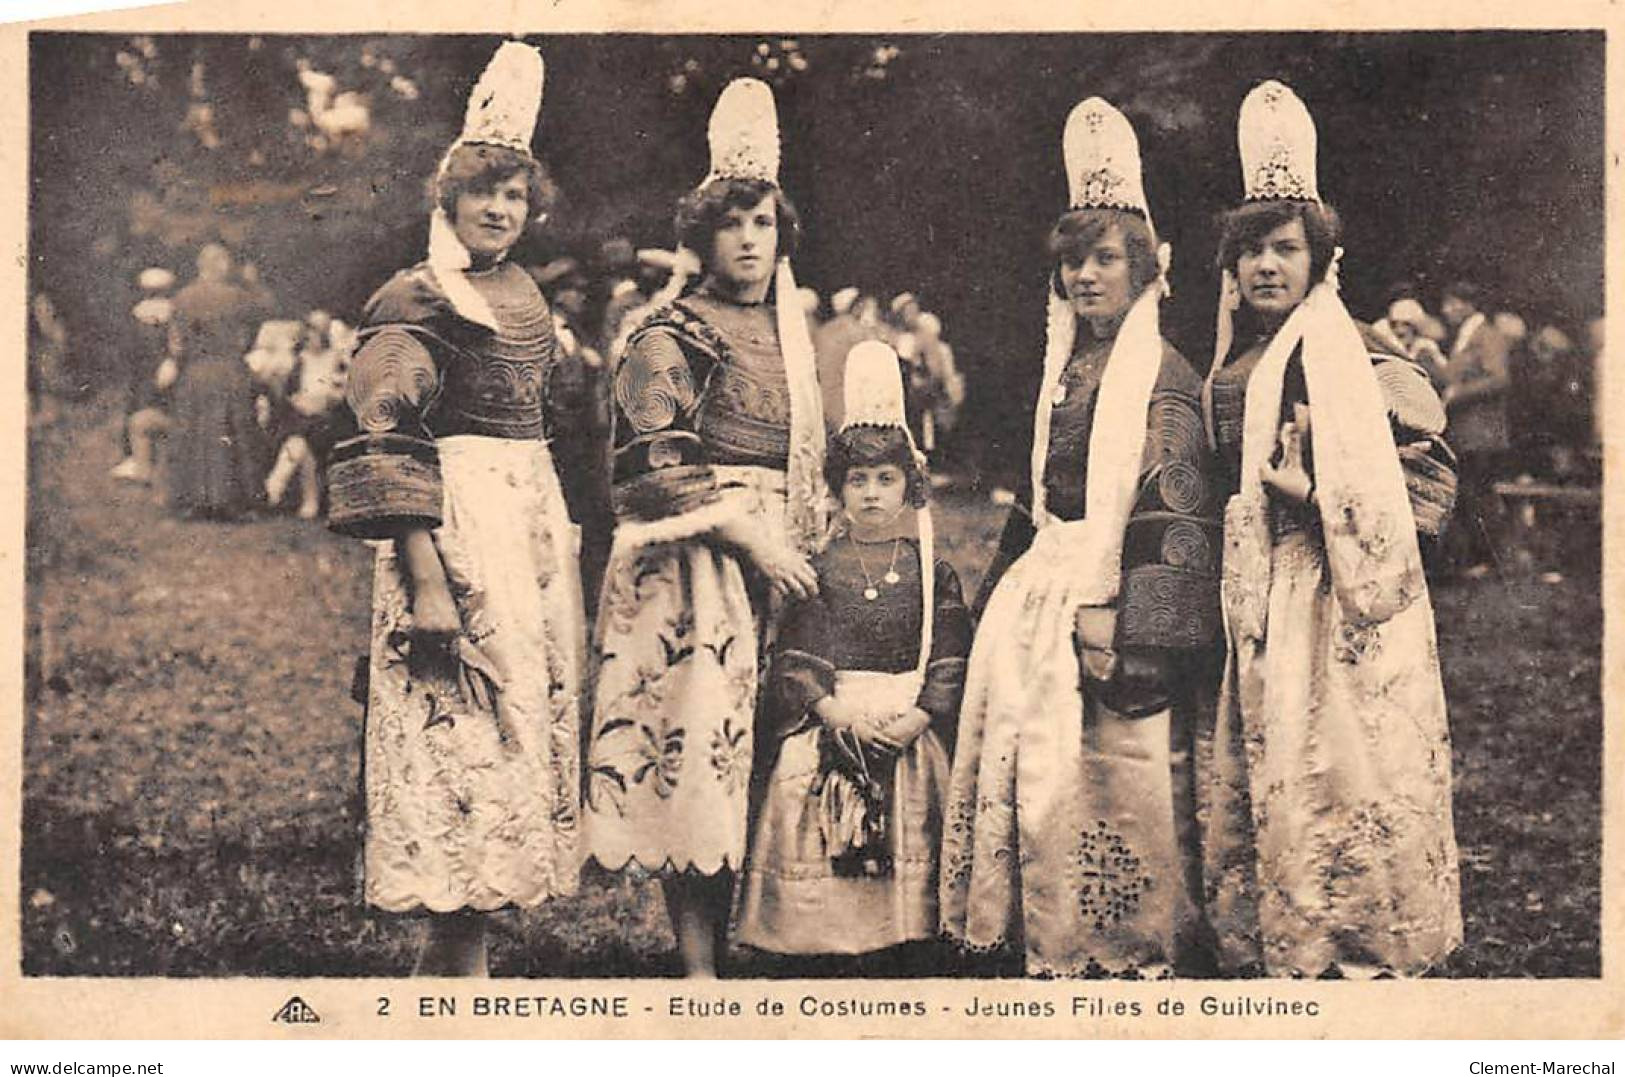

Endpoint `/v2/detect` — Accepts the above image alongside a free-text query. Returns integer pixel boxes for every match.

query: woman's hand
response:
[404,581,462,686]
[868,707,931,754]
[716,515,818,600]
[753,540,819,602]
[1261,406,1314,505]
[814,694,860,731]
[398,529,463,680]
[816,696,893,753]
[412,580,461,639]
[1074,605,1119,682]
[154,357,179,391]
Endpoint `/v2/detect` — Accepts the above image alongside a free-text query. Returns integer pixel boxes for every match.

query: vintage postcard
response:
[1,0,1619,1040]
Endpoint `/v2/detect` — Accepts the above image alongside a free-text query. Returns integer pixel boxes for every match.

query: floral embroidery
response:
[941,793,980,892]
[725,656,754,716]
[710,718,749,794]
[1074,819,1150,931]
[357,433,583,909]
[632,714,686,798]
[1334,620,1382,665]
[1319,802,1397,893]
[622,664,670,711]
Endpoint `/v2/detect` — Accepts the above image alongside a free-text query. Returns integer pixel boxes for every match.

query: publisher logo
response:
[273,996,321,1024]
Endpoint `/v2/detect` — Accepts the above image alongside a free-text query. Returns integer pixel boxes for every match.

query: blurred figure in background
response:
[1502,320,1599,576]
[813,285,873,433]
[893,313,930,448]
[1492,309,1529,351]
[262,311,354,519]
[1439,279,1513,578]
[237,259,278,314]
[28,292,70,428]
[1515,323,1591,479]
[165,242,271,520]
[1385,297,1449,390]
[111,268,177,483]
[855,293,884,335]
[595,236,646,357]
[913,310,965,470]
[889,291,921,336]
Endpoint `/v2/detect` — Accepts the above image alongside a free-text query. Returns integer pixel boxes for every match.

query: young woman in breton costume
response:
[736,341,972,966]
[941,99,1222,977]
[1198,81,1462,978]
[324,42,587,976]
[583,79,826,978]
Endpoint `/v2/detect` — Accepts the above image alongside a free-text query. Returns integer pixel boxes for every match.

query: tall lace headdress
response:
[426,40,545,329]
[841,340,934,678]
[699,78,828,554]
[1209,79,1328,376]
[1216,80,1427,644]
[1021,97,1170,610]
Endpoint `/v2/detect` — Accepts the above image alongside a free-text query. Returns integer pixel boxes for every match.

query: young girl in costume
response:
[738,341,971,965]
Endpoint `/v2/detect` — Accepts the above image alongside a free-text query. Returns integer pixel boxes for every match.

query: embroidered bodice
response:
[685,293,793,468]
[974,338,1223,661]
[1208,335,1309,499]
[1041,333,1114,522]
[608,290,796,525]
[431,266,561,440]
[771,535,973,749]
[324,261,566,539]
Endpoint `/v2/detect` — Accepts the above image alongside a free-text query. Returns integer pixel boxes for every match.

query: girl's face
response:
[1058,225,1135,326]
[842,462,908,526]
[451,172,529,261]
[709,194,778,290]
[1236,217,1313,321]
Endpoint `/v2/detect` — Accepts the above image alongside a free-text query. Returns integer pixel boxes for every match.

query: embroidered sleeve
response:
[770,589,835,736]
[916,560,973,751]
[325,325,443,539]
[609,327,731,546]
[1117,373,1223,653]
[1376,354,1458,538]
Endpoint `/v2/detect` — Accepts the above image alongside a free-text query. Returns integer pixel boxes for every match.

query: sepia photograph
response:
[5,2,1617,1041]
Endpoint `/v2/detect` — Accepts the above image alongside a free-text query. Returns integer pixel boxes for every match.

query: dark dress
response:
[167,279,268,518]
[941,331,1224,977]
[736,534,972,954]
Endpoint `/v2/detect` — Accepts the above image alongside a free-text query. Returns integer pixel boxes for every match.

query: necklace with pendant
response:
[851,533,903,601]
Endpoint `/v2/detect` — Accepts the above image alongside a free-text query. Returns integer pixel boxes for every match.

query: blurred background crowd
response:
[26,31,1604,580]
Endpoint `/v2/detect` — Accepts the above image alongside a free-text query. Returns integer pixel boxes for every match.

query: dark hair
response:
[434,142,556,222]
[1215,199,1342,283]
[675,176,801,271]
[1047,207,1159,299]
[1441,280,1483,309]
[825,425,928,509]
[1385,279,1422,306]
